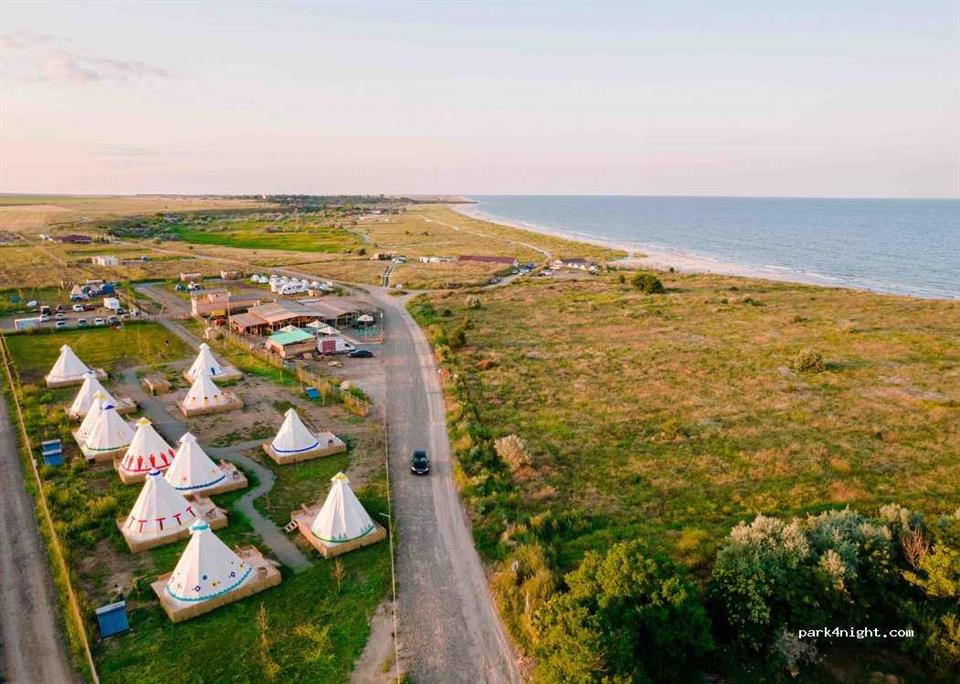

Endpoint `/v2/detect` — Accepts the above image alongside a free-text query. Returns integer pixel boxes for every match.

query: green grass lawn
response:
[5,323,190,383]
[176,220,362,254]
[3,321,391,683]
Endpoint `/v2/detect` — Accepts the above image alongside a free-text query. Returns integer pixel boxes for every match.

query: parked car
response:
[77,319,88,327]
[54,312,66,320]
[72,304,85,312]
[93,317,105,326]
[349,349,374,358]
[39,313,51,322]
[55,320,68,329]
[410,449,430,475]
[107,315,119,325]
[55,304,65,312]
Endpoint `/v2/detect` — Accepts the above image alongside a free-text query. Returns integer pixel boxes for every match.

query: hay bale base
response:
[151,546,281,623]
[141,374,172,396]
[176,391,243,417]
[70,396,137,420]
[182,365,243,384]
[118,496,227,554]
[45,368,107,389]
[262,433,346,465]
[291,502,386,558]
[170,462,248,497]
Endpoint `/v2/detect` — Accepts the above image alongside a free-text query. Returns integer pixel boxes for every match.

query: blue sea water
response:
[458,196,960,300]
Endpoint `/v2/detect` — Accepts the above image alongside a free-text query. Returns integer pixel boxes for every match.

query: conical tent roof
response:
[164,432,225,492]
[47,344,91,383]
[165,520,252,603]
[69,372,116,417]
[83,403,134,453]
[124,470,199,539]
[309,472,377,544]
[119,418,176,476]
[182,372,232,410]
[186,343,227,381]
[271,408,318,454]
[76,391,109,440]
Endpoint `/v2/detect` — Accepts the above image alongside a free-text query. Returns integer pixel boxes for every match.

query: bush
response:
[534,541,713,682]
[494,434,531,474]
[631,272,665,294]
[792,348,825,373]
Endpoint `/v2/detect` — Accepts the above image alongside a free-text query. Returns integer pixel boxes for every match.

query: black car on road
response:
[349,349,374,358]
[410,449,430,475]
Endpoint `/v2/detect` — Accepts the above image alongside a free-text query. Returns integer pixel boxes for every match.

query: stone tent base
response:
[114,457,173,485]
[71,429,127,463]
[171,461,248,497]
[262,433,346,465]
[182,365,243,384]
[151,546,281,623]
[45,368,107,389]
[176,391,243,417]
[291,502,386,559]
[69,396,137,420]
[117,497,227,554]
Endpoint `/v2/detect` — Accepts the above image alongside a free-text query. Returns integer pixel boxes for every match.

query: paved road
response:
[0,373,74,684]
[369,287,521,683]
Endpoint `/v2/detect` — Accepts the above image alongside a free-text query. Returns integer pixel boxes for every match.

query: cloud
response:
[1,32,171,83]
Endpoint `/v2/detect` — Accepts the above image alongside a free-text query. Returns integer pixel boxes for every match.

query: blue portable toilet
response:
[40,440,63,467]
[95,601,129,638]
[101,283,116,295]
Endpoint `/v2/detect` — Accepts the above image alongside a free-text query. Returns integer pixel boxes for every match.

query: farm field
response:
[0,195,270,232]
[175,219,363,254]
[411,273,960,566]
[2,323,390,682]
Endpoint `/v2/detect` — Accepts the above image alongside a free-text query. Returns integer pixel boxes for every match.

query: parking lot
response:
[0,300,139,332]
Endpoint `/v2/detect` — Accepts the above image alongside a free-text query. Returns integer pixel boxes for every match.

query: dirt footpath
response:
[0,374,75,683]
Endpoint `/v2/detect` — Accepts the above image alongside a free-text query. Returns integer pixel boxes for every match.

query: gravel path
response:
[117,368,311,571]
[0,372,75,683]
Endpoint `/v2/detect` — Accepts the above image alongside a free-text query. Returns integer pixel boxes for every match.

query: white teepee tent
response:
[181,372,232,411]
[119,418,176,477]
[83,403,135,454]
[76,391,109,441]
[164,432,225,493]
[165,520,252,603]
[309,472,377,544]
[123,469,200,540]
[186,343,227,382]
[271,408,319,454]
[46,344,91,384]
[69,372,115,417]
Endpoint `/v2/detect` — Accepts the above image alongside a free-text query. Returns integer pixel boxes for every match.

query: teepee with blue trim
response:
[165,520,252,603]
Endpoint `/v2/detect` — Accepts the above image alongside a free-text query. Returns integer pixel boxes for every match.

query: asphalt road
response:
[0,372,74,683]
[369,287,521,683]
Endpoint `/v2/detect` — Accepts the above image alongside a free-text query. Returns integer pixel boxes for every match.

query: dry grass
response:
[419,272,960,569]
[0,195,270,232]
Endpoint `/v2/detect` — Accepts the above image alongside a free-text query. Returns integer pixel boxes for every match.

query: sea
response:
[456,196,960,300]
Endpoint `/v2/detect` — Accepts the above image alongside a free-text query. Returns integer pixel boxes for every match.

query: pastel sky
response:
[1,1,958,197]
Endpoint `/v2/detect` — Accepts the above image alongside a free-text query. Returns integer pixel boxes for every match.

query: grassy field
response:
[176,217,363,254]
[2,323,390,683]
[411,272,960,571]
[0,195,270,232]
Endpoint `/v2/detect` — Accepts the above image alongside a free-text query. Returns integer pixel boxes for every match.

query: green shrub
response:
[631,272,665,294]
[792,348,825,373]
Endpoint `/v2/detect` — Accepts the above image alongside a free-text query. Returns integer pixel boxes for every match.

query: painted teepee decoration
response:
[165,520,252,603]
[123,470,200,541]
[46,344,91,384]
[182,372,231,410]
[76,392,109,441]
[165,433,225,493]
[83,403,134,454]
[119,417,176,478]
[69,373,116,418]
[310,472,377,545]
[186,344,227,382]
[271,408,320,454]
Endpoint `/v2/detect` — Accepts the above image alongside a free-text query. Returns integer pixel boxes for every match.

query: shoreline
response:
[450,203,958,301]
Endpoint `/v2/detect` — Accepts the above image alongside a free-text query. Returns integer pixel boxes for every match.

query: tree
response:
[534,541,712,683]
[630,273,665,294]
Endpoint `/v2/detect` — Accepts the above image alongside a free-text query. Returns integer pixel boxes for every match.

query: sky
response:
[1,1,958,198]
